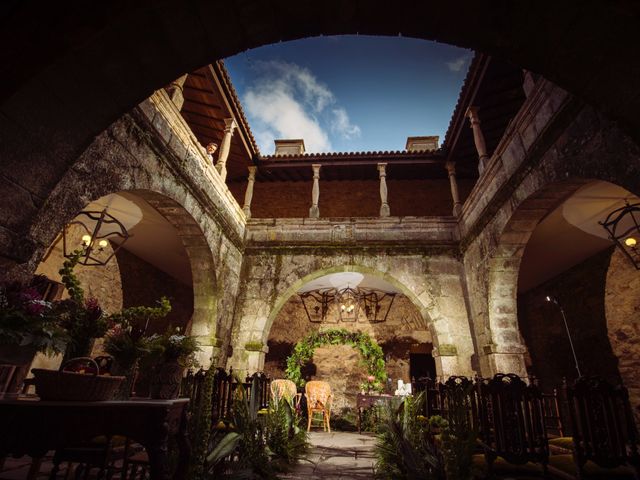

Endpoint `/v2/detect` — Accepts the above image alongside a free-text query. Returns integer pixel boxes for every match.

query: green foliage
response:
[285,328,387,389]
[432,383,478,480]
[264,397,309,470]
[205,377,277,479]
[107,296,171,328]
[0,276,68,354]
[375,394,443,480]
[202,376,309,479]
[189,367,216,479]
[147,327,200,367]
[103,297,172,367]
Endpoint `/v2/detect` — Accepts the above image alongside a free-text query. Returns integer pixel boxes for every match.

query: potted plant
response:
[0,276,68,393]
[103,297,171,399]
[147,328,199,399]
[56,254,111,360]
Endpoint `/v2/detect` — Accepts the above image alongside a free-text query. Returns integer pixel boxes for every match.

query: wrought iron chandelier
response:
[599,201,640,269]
[299,286,397,324]
[62,209,130,266]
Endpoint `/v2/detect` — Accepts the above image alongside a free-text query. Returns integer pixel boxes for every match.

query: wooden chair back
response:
[542,388,565,438]
[245,372,270,410]
[441,376,480,434]
[565,376,640,475]
[479,373,549,470]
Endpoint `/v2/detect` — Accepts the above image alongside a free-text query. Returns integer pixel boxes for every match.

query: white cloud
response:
[331,108,361,140]
[242,61,360,153]
[446,55,470,73]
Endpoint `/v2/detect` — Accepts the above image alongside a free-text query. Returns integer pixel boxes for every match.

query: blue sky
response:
[224,36,472,154]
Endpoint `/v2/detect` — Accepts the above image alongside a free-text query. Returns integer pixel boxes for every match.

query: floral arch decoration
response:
[285,328,387,391]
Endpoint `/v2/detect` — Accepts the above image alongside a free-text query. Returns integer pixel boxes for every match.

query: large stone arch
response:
[230,254,475,379]
[463,95,640,377]
[22,116,232,367]
[3,2,640,269]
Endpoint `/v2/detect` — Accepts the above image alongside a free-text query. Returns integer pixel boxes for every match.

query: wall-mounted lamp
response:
[545,295,582,377]
[599,201,640,269]
[62,209,130,266]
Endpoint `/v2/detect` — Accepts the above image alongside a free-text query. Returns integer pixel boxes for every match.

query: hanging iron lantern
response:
[62,209,130,266]
[599,201,640,270]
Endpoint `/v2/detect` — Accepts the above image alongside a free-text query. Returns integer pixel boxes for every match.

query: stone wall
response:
[264,295,432,411]
[461,77,640,377]
[20,93,247,367]
[228,178,476,219]
[605,248,640,421]
[115,247,193,335]
[517,248,620,393]
[228,249,475,380]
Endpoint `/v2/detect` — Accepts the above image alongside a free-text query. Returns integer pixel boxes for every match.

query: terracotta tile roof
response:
[215,60,261,156]
[259,148,443,161]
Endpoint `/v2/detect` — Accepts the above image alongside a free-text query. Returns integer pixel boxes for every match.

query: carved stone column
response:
[309,164,321,219]
[378,163,390,217]
[216,118,237,182]
[445,161,462,217]
[242,166,257,219]
[166,74,188,111]
[466,106,490,174]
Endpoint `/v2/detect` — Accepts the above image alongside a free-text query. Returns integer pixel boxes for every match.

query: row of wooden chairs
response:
[416,374,640,479]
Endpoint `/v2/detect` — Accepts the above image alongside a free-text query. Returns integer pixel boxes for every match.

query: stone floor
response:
[281,431,377,480]
[0,432,377,480]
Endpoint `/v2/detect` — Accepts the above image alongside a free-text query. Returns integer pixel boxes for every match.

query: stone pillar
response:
[216,118,237,182]
[166,74,188,111]
[378,163,390,217]
[466,106,490,174]
[445,161,462,217]
[309,164,321,218]
[242,166,257,219]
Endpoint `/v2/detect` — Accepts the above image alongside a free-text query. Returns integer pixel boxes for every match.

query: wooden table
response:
[0,397,190,480]
[356,393,393,433]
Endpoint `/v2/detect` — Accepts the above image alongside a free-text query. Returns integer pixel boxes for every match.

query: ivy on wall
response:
[285,328,387,390]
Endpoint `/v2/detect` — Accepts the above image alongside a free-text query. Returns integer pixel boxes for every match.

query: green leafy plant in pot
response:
[0,275,68,393]
[103,297,171,399]
[147,328,199,399]
[56,253,111,360]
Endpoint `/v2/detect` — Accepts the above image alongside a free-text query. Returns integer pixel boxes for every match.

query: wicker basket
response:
[31,357,125,401]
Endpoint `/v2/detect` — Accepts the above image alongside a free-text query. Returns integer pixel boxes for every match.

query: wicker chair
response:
[270,379,301,407]
[305,380,332,432]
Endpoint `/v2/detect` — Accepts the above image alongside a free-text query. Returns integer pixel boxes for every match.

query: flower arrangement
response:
[57,253,111,359]
[147,328,200,367]
[361,374,379,393]
[0,276,67,354]
[103,297,171,367]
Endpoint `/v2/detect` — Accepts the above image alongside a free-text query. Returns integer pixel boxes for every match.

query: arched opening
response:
[489,178,640,416]
[263,270,434,416]
[28,189,218,371]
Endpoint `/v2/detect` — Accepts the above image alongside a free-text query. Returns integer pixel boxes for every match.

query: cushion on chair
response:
[548,436,574,452]
[472,454,546,478]
[548,454,636,479]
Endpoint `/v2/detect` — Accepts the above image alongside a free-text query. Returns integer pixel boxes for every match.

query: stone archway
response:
[3,2,640,272]
[484,180,591,375]
[22,125,224,366]
[230,261,475,380]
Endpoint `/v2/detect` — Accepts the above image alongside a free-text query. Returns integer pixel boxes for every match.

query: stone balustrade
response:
[245,216,459,247]
[140,89,247,243]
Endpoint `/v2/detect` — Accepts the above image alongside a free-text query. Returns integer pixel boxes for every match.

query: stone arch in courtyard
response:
[230,258,475,380]
[3,2,640,271]
[24,123,225,366]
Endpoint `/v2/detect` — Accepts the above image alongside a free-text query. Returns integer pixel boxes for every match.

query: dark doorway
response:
[410,353,436,381]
